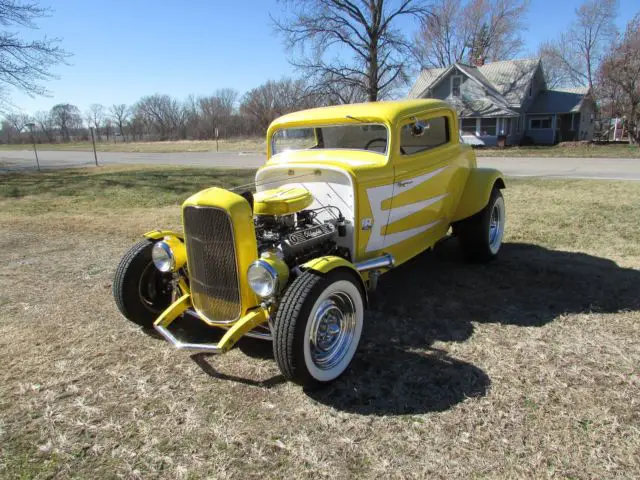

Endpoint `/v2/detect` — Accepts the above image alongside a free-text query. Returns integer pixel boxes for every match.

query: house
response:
[408,58,595,146]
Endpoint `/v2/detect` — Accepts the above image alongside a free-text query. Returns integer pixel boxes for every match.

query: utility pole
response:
[25,123,40,171]
[90,126,99,166]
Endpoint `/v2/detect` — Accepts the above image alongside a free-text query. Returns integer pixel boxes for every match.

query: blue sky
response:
[7,0,639,114]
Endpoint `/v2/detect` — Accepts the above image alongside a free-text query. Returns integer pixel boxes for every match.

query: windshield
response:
[272,124,388,156]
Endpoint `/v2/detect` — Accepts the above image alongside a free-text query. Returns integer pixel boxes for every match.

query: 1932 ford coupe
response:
[113,99,506,388]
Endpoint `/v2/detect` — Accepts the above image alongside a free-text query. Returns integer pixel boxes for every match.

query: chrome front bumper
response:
[153,294,269,354]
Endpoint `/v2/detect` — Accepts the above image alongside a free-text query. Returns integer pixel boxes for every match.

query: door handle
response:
[397,180,413,188]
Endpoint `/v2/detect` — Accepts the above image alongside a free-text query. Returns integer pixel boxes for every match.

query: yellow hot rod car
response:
[113,99,505,388]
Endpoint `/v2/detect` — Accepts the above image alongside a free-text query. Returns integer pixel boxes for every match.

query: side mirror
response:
[410,120,429,137]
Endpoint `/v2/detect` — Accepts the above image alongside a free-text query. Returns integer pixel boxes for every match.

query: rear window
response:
[400,116,450,155]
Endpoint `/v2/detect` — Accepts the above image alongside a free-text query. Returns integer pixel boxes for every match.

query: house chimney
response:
[475,55,485,67]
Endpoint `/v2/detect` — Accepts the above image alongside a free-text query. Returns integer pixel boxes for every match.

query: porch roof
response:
[528,88,589,114]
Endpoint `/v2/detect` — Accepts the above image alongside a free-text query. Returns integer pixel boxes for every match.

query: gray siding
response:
[520,64,545,112]
[579,101,594,140]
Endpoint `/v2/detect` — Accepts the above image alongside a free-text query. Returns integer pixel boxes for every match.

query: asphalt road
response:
[1,149,639,180]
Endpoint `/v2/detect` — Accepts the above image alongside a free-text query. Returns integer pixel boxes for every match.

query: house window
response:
[460,118,477,135]
[517,116,522,133]
[480,118,497,136]
[451,75,462,97]
[530,117,552,129]
[400,116,450,155]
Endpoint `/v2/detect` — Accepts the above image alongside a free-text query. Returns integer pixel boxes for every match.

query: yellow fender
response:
[302,256,368,305]
[144,229,184,240]
[452,168,506,222]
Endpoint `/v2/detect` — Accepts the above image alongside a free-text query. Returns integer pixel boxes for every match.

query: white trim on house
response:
[450,75,462,97]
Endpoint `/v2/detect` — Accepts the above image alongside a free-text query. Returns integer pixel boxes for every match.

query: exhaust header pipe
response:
[355,253,395,272]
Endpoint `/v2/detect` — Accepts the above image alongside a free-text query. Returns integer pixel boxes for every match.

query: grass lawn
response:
[0,138,266,154]
[1,139,638,158]
[0,166,639,478]
[477,142,640,158]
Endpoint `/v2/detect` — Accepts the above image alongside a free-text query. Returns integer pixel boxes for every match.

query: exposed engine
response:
[250,186,348,266]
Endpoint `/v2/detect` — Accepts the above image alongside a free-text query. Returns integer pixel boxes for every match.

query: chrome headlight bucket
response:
[152,237,186,273]
[247,260,279,298]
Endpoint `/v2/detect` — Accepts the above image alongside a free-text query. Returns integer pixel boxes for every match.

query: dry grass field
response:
[1,138,638,157]
[0,166,639,478]
[0,138,267,154]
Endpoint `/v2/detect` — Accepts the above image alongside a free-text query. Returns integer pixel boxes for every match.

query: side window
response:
[400,115,450,155]
[451,76,462,97]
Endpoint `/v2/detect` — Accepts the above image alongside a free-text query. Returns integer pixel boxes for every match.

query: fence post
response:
[90,127,99,166]
[26,123,40,171]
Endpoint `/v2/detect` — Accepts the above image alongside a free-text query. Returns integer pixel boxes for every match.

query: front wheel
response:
[273,270,365,389]
[113,239,173,328]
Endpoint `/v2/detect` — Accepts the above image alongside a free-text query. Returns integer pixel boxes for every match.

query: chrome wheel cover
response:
[308,292,357,371]
[488,196,505,254]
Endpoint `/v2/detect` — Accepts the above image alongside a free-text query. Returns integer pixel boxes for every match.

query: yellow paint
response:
[259,251,290,293]
[152,294,268,353]
[266,99,451,158]
[154,294,192,328]
[162,235,187,271]
[452,168,505,222]
[302,255,359,274]
[145,99,503,352]
[216,308,269,352]
[254,186,314,215]
[302,256,368,304]
[178,277,190,296]
[182,187,259,317]
[262,100,487,267]
[144,229,183,240]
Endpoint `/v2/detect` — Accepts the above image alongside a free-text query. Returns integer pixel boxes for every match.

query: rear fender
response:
[452,168,505,222]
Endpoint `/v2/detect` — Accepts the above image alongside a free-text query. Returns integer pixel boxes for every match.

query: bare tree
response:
[134,94,189,140]
[4,111,29,136]
[85,103,105,139]
[240,78,312,132]
[274,0,431,101]
[0,1,70,99]
[198,88,238,138]
[540,0,618,90]
[103,118,113,140]
[33,109,54,142]
[51,103,81,142]
[597,14,640,143]
[110,104,130,140]
[414,0,529,68]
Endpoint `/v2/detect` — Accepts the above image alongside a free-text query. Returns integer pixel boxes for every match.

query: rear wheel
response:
[273,270,364,389]
[113,239,173,328]
[454,188,505,262]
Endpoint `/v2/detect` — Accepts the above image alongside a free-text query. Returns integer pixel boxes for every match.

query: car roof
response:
[268,99,451,130]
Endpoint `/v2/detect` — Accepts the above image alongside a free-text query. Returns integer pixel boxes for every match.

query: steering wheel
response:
[364,137,408,155]
[364,138,387,152]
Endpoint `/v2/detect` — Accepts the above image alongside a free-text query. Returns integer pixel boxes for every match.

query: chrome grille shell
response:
[183,205,241,322]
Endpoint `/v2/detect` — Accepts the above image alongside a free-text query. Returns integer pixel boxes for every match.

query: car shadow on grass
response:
[308,240,640,415]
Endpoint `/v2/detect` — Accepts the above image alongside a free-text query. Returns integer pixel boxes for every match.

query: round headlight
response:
[152,241,174,272]
[247,260,278,298]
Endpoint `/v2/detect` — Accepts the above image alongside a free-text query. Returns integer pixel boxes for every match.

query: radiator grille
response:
[183,206,241,322]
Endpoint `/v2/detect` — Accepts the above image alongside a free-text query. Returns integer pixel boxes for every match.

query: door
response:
[383,111,465,265]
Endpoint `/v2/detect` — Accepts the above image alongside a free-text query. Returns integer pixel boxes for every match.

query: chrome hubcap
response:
[309,292,357,370]
[488,197,504,253]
